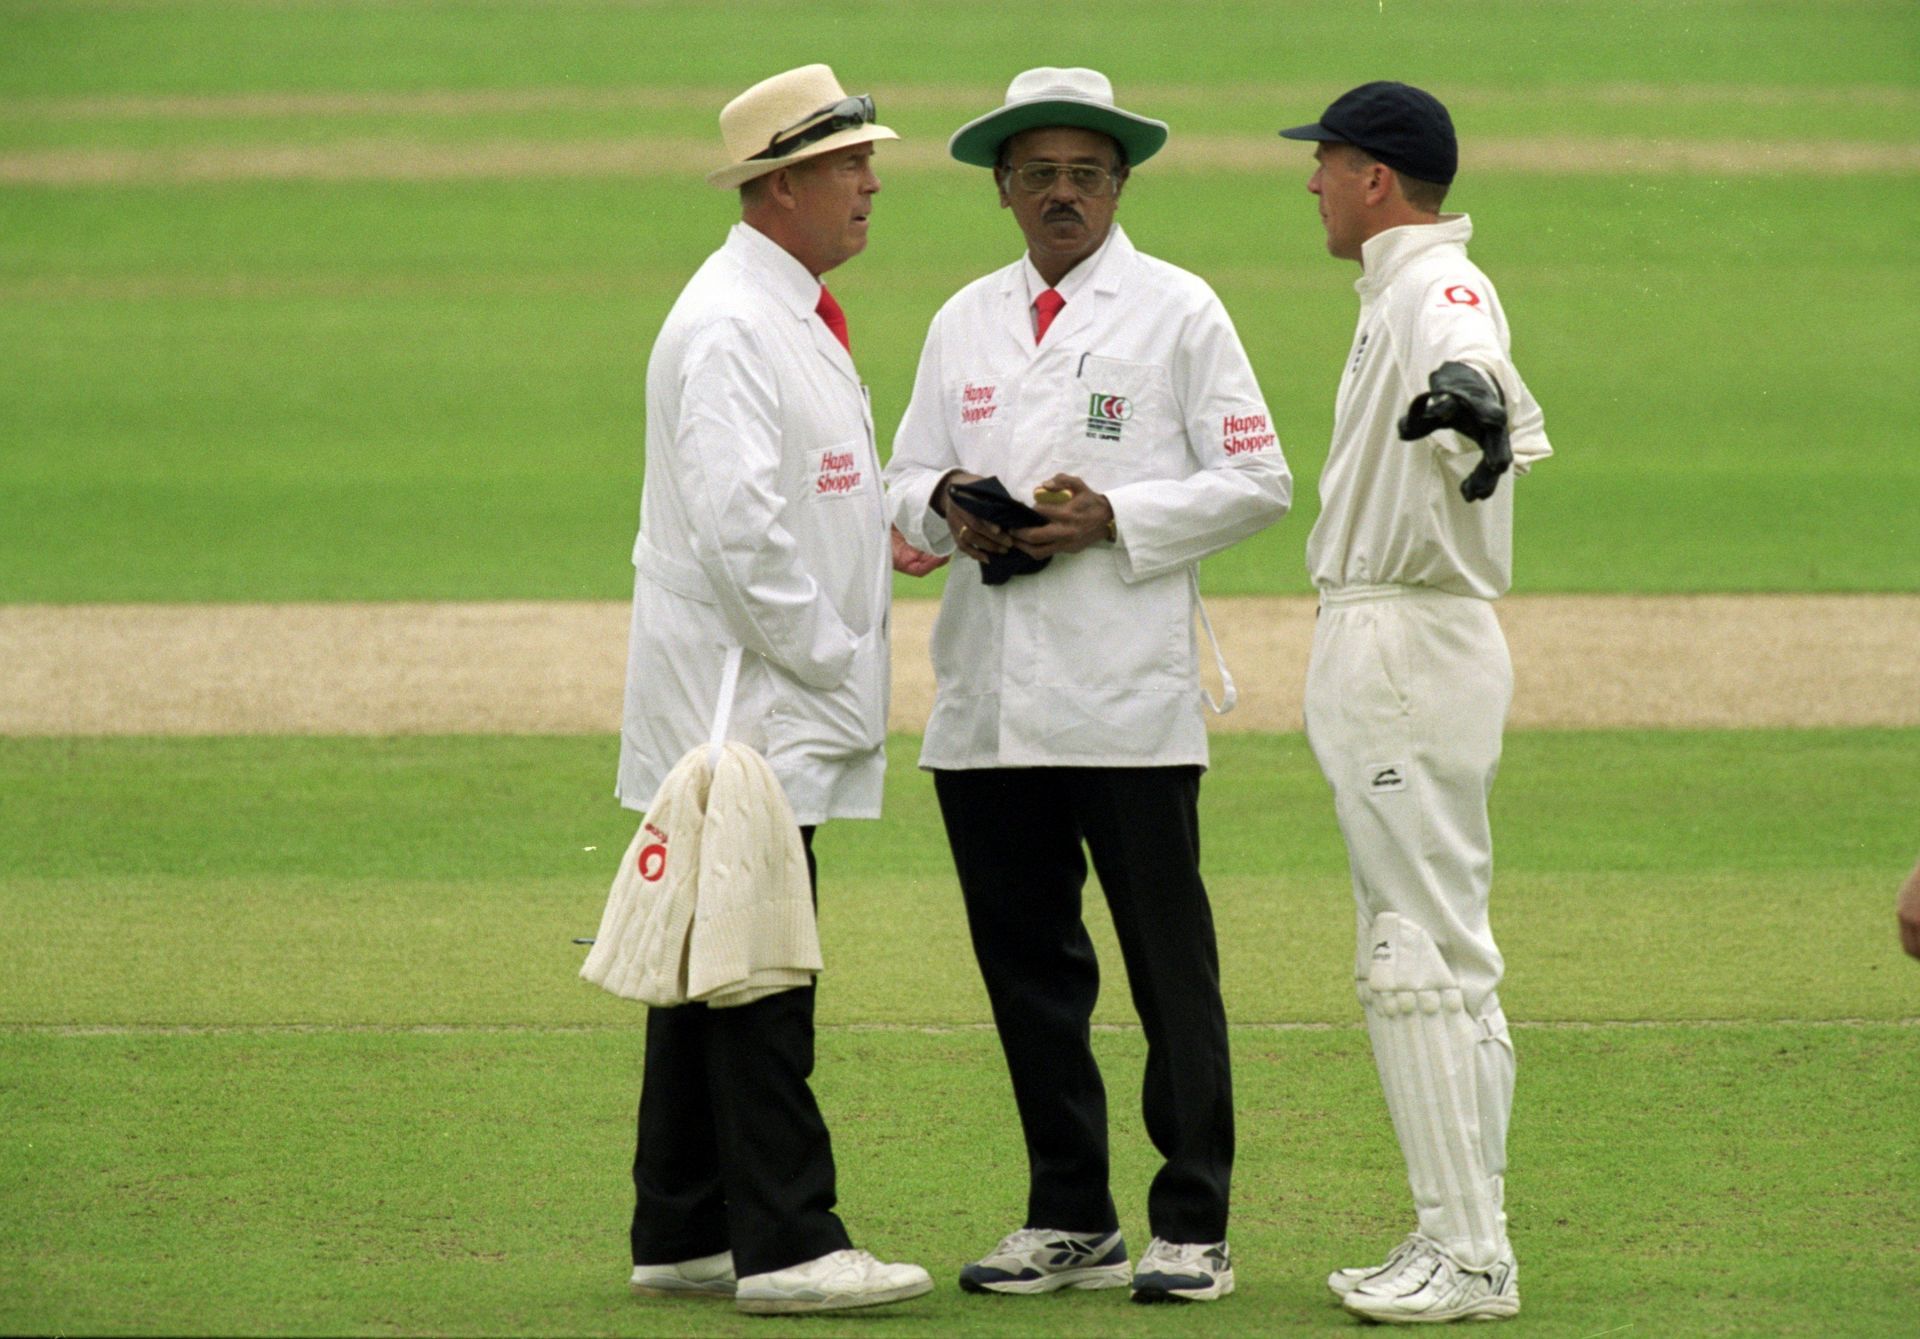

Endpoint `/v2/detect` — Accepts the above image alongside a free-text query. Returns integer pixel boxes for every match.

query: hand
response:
[1398,361,1512,503]
[1460,432,1514,503]
[1012,473,1114,558]
[890,525,948,577]
[1899,860,1920,961]
[936,470,1013,566]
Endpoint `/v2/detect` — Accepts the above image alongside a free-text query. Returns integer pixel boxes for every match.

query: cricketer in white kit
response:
[1280,83,1552,1325]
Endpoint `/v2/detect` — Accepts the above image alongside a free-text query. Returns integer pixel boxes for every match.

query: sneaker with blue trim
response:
[1130,1237,1234,1303]
[958,1227,1132,1295]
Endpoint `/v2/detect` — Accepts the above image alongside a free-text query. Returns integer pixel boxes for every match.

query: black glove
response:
[1398,361,1512,503]
[946,477,1052,586]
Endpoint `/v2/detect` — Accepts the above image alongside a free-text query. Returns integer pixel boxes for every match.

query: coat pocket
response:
[765,625,888,761]
[1028,553,1188,692]
[1060,354,1177,481]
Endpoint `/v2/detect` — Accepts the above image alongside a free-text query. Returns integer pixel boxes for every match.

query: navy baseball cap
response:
[1278,81,1457,186]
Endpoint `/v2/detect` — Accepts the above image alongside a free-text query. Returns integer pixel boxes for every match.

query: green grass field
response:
[3,0,1918,599]
[5,1,1919,1334]
[4,732,1917,1336]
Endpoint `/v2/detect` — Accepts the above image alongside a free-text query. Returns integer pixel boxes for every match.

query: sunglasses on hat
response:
[750,93,876,161]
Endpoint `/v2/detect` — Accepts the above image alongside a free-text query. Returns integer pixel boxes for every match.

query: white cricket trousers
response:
[1305,584,1517,1261]
[1303,584,1512,1013]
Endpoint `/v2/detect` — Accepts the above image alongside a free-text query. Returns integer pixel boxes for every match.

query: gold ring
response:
[959,525,971,541]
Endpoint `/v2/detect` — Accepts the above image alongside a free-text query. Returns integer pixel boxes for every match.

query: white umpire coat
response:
[1307,214,1551,599]
[617,222,891,825]
[886,225,1291,770]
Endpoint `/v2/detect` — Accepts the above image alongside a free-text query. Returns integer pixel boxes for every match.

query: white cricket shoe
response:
[1130,1238,1234,1303]
[958,1227,1131,1294]
[1342,1244,1519,1324]
[1328,1232,1430,1298]
[629,1250,735,1297]
[734,1248,933,1315]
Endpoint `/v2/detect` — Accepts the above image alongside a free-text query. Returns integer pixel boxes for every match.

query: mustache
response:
[1043,205,1083,223]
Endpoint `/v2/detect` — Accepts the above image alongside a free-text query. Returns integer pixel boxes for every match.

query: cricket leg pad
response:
[1474,997,1514,1240]
[1361,912,1506,1270]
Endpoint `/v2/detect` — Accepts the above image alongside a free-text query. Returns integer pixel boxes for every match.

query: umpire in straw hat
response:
[884,67,1291,1304]
[611,63,933,1316]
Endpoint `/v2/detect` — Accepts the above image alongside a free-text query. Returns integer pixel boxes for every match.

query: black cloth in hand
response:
[947,477,1052,586]
[1398,361,1513,503]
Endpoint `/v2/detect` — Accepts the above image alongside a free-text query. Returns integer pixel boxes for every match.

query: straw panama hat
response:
[707,64,899,190]
[949,67,1168,168]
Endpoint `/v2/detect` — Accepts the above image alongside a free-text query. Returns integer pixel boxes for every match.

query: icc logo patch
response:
[1085,391,1132,442]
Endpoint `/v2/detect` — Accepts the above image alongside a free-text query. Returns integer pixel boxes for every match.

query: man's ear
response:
[1365,162,1395,207]
[764,166,799,211]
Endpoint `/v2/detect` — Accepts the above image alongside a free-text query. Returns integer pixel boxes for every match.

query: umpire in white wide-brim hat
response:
[611,63,933,1316]
[883,66,1293,1304]
[946,65,1169,168]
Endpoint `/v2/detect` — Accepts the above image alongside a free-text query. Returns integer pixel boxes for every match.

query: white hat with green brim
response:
[949,67,1168,169]
[707,64,899,190]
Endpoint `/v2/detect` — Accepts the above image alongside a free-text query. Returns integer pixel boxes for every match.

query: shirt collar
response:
[727,220,827,318]
[1356,213,1474,298]
[1021,222,1130,307]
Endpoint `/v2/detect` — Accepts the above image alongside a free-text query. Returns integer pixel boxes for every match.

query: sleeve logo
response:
[1222,411,1276,456]
[1443,285,1482,307]
[1085,392,1133,441]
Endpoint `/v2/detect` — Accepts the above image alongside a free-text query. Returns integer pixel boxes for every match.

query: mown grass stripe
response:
[9,82,1919,121]
[3,134,1915,185]
[10,1017,1917,1037]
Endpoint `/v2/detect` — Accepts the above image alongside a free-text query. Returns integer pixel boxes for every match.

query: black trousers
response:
[933,766,1234,1244]
[629,827,850,1277]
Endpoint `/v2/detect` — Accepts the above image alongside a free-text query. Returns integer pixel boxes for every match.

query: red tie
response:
[815,285,850,352]
[1033,287,1066,344]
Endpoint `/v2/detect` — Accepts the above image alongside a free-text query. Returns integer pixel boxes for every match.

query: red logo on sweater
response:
[1443,285,1482,307]
[638,821,668,882]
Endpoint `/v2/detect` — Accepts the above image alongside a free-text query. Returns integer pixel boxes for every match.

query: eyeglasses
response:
[1003,161,1122,197]
[750,93,876,161]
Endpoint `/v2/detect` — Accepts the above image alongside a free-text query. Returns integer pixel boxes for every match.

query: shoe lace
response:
[994,1228,1060,1256]
[1144,1238,1223,1269]
[1383,1233,1432,1266]
[816,1248,876,1278]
